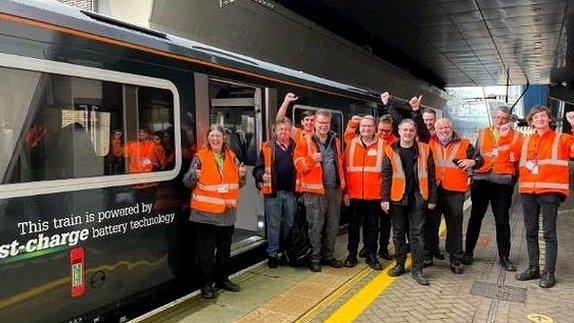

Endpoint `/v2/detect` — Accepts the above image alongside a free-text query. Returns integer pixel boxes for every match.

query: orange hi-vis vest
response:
[475,127,522,175]
[294,135,345,194]
[345,137,385,200]
[385,143,429,201]
[430,137,470,192]
[190,148,240,213]
[518,130,572,197]
[112,138,165,173]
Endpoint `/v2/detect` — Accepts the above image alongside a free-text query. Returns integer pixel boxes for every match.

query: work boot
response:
[500,258,516,272]
[201,285,215,299]
[434,251,446,260]
[366,256,383,270]
[359,247,367,258]
[267,256,278,268]
[411,270,429,285]
[310,261,321,272]
[515,266,540,281]
[216,280,240,292]
[450,263,464,274]
[462,252,473,265]
[539,270,556,288]
[321,258,343,268]
[388,263,405,277]
[378,249,394,261]
[423,257,433,268]
[344,255,358,268]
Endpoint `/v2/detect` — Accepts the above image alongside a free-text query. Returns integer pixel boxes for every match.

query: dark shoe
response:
[434,251,446,260]
[500,258,516,272]
[462,253,473,265]
[539,271,556,288]
[412,270,429,285]
[201,285,215,299]
[310,261,322,272]
[516,266,540,281]
[322,258,343,268]
[217,280,240,292]
[423,258,433,268]
[388,264,405,277]
[344,255,358,268]
[366,257,383,270]
[450,263,464,274]
[378,249,394,261]
[267,256,278,268]
[359,247,367,258]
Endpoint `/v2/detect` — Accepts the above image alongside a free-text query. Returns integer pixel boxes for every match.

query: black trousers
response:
[378,206,392,253]
[194,222,234,286]
[348,200,380,258]
[437,188,465,264]
[466,180,514,259]
[521,193,560,272]
[424,207,442,258]
[391,201,425,271]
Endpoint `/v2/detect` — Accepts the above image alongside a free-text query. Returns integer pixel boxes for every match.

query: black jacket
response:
[381,141,438,205]
[383,98,431,143]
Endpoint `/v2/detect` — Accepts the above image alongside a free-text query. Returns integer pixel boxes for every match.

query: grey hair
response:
[434,117,453,128]
[398,118,416,129]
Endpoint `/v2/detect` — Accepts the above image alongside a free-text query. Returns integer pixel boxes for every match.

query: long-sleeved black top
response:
[383,97,431,143]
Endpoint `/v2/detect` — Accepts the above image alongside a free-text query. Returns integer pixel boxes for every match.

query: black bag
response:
[284,201,312,266]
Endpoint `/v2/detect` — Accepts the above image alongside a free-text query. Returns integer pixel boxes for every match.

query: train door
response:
[194,74,265,252]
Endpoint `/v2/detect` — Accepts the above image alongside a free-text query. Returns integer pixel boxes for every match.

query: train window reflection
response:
[0,67,175,184]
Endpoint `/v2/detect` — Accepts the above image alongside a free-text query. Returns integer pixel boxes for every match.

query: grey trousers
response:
[304,187,342,262]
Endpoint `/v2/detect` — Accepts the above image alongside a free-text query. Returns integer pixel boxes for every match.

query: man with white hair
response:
[463,107,522,271]
[428,118,483,274]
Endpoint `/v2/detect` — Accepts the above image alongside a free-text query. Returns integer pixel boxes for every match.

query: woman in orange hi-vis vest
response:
[510,106,574,289]
[183,125,247,299]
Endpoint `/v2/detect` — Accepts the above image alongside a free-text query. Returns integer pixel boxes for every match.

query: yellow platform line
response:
[325,200,469,322]
[325,227,443,322]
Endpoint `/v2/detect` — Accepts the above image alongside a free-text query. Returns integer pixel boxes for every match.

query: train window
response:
[0,54,180,198]
[292,104,344,136]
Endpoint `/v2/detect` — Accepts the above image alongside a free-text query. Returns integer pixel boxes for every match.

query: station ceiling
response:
[276,0,574,88]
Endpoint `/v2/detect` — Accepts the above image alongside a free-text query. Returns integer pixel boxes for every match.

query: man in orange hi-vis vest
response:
[253,118,297,268]
[464,107,522,272]
[381,119,437,285]
[342,115,384,270]
[294,109,345,273]
[428,118,483,275]
[510,107,574,288]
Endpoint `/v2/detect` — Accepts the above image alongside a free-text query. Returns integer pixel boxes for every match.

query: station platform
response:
[136,192,574,323]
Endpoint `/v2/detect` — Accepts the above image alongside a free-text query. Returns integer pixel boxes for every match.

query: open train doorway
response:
[207,78,265,254]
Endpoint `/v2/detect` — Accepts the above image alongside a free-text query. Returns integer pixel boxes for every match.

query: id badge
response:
[525,160,538,173]
[367,149,378,157]
[218,184,229,193]
[492,148,499,157]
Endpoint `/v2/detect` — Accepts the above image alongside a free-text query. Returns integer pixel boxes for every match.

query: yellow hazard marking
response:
[526,313,553,323]
[324,200,469,322]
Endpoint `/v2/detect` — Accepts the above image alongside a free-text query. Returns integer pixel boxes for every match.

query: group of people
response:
[183,91,574,299]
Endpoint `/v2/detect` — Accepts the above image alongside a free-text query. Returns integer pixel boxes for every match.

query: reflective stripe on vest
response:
[345,137,384,173]
[432,138,470,192]
[518,132,570,195]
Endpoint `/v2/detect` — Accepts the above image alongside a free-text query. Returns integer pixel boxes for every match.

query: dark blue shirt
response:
[275,143,295,192]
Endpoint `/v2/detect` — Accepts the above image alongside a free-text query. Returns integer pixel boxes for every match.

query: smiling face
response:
[207,129,224,152]
[359,117,376,139]
[398,121,416,144]
[530,111,551,130]
[423,111,436,131]
[302,116,315,132]
[435,119,453,141]
[314,114,331,136]
[378,122,393,139]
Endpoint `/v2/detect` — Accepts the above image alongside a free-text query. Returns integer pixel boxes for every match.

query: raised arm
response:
[276,93,298,121]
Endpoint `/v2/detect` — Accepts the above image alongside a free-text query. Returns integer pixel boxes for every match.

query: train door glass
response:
[208,79,264,251]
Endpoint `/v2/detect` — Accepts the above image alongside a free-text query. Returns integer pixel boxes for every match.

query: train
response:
[0,0,444,321]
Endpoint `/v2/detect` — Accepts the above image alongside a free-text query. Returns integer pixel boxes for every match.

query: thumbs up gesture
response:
[409,95,422,111]
[238,162,246,177]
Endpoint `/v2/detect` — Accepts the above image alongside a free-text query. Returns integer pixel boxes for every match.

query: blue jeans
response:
[264,191,297,257]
